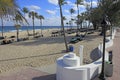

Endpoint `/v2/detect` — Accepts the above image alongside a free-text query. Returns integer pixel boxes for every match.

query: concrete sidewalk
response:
[92,31,120,80]
[35,64,56,74]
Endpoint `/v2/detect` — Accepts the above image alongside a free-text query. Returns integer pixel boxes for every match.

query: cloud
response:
[65,1,86,12]
[92,1,98,7]
[72,4,86,12]
[27,5,41,11]
[26,16,61,26]
[55,7,60,10]
[46,10,57,15]
[82,0,98,8]
[66,1,72,4]
[43,16,61,26]
[64,10,69,13]
[66,1,75,6]
[48,0,58,5]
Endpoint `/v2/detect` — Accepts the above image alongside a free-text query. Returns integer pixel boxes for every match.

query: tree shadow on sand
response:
[84,34,102,42]
[0,51,66,62]
[32,74,56,80]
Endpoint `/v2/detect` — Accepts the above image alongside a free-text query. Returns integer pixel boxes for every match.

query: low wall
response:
[56,29,116,80]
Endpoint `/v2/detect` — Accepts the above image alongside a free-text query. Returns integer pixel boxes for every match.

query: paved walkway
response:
[35,64,56,74]
[108,31,120,80]
[93,30,120,80]
[0,30,120,80]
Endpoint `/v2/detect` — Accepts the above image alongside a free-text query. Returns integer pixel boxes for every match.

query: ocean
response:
[0,26,72,32]
[0,22,92,33]
[0,21,92,32]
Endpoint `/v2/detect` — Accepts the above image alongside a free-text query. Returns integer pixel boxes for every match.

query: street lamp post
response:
[99,17,107,80]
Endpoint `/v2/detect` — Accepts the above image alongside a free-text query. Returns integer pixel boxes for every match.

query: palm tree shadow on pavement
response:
[32,74,56,80]
[90,48,101,62]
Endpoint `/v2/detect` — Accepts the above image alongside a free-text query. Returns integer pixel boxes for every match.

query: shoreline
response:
[0,26,75,33]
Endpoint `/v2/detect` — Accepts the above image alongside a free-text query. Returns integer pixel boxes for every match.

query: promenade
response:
[93,30,120,80]
[108,31,120,80]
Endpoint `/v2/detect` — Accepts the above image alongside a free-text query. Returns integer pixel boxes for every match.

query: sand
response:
[0,28,103,74]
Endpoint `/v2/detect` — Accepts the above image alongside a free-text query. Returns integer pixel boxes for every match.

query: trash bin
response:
[69,45,74,52]
[109,51,113,64]
[105,51,113,77]
[105,61,113,77]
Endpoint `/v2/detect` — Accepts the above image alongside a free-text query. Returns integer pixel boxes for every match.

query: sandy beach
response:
[0,29,103,74]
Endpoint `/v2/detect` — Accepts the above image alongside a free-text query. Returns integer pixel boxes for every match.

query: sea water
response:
[0,26,66,32]
[0,25,92,33]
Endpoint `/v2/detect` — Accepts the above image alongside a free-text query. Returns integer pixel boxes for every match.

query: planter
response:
[105,62,113,77]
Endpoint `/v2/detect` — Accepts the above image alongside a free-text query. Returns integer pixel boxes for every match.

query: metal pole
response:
[99,18,106,80]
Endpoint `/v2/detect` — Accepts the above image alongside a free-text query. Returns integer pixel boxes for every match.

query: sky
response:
[2,0,98,26]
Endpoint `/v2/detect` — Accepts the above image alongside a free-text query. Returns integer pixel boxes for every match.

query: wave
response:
[10,29,22,32]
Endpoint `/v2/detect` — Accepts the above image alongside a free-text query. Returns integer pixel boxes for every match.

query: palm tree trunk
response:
[87,15,91,35]
[32,17,35,37]
[84,21,89,36]
[59,4,68,52]
[1,17,4,37]
[17,29,19,41]
[40,19,43,35]
[24,13,29,37]
[71,14,72,29]
[81,21,83,29]
[26,25,29,36]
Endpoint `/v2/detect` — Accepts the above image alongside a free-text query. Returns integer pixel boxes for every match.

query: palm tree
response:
[22,7,30,36]
[75,0,83,35]
[70,8,75,18]
[66,22,69,30]
[13,12,28,41]
[0,0,19,17]
[29,11,38,37]
[0,0,19,37]
[0,16,4,37]
[58,0,69,52]
[23,7,29,16]
[76,0,83,16]
[63,16,67,27]
[13,14,23,41]
[66,22,69,26]
[69,20,72,28]
[0,7,4,37]
[84,2,91,36]
[69,8,75,28]
[62,16,66,21]
[14,24,21,41]
[37,15,44,36]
